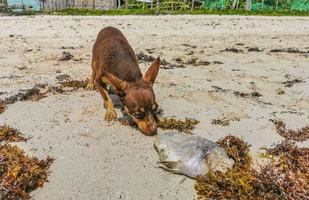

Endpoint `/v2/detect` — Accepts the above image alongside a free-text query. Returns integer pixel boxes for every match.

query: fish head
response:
[153,136,168,161]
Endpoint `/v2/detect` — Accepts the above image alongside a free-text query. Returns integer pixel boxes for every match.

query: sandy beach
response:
[0,15,308,199]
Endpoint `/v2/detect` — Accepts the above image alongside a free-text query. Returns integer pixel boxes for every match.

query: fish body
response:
[154,132,234,178]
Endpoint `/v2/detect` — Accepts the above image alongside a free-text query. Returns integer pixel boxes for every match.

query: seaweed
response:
[270,48,309,54]
[0,125,27,144]
[195,135,309,200]
[156,116,199,134]
[1,79,89,112]
[0,101,6,114]
[0,145,54,199]
[58,51,74,61]
[261,141,309,200]
[248,47,264,52]
[56,74,71,81]
[217,135,252,169]
[270,119,309,142]
[234,91,262,98]
[220,48,244,53]
[211,118,230,126]
[0,125,53,199]
[59,79,88,91]
[160,63,186,69]
[281,78,304,87]
[136,51,155,62]
[3,84,48,105]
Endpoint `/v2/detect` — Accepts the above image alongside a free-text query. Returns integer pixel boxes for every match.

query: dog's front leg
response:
[94,78,117,121]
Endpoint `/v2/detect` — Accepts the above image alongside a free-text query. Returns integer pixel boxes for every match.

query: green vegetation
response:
[51,7,309,16]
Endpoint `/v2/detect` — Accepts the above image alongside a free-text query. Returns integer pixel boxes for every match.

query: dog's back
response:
[92,27,142,82]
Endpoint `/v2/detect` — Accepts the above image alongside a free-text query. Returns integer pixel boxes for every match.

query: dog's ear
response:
[143,57,160,84]
[105,72,128,91]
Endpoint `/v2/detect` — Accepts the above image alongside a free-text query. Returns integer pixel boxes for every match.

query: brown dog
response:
[87,27,160,136]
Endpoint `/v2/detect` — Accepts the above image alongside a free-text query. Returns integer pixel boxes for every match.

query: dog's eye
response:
[133,112,145,119]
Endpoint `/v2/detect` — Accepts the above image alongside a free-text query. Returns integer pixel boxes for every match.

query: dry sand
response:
[0,15,308,199]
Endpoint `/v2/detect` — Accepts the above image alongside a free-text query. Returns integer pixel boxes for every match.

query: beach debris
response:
[270,48,309,54]
[160,63,186,70]
[185,58,198,65]
[146,48,155,54]
[154,132,234,178]
[59,79,88,91]
[3,84,48,105]
[0,101,6,114]
[58,51,73,61]
[156,116,199,134]
[212,112,247,127]
[281,78,304,87]
[160,58,170,66]
[181,44,197,49]
[0,79,89,112]
[0,125,53,199]
[118,108,199,134]
[0,125,27,144]
[216,135,251,169]
[261,141,309,200]
[248,47,264,52]
[220,48,244,53]
[234,91,262,98]
[270,119,309,142]
[276,89,285,95]
[136,51,155,62]
[213,61,223,64]
[195,135,309,200]
[174,57,183,63]
[56,74,71,81]
[212,118,230,126]
[182,58,211,66]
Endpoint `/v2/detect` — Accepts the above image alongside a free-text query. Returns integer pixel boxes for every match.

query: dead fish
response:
[154,132,234,178]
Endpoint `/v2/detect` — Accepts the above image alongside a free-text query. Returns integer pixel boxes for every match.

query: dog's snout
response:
[131,111,158,136]
[146,123,157,135]
[135,117,157,136]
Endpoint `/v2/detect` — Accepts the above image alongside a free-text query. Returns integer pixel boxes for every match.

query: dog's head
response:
[105,58,160,135]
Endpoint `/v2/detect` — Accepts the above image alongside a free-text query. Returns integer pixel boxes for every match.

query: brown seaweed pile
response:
[271,119,309,142]
[0,125,27,144]
[261,141,309,200]
[58,79,88,91]
[3,84,48,105]
[195,135,309,200]
[156,116,199,134]
[0,78,88,114]
[119,108,199,134]
[216,135,252,169]
[0,125,53,199]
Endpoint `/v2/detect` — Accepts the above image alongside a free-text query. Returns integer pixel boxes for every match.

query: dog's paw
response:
[105,109,117,121]
[86,82,95,91]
